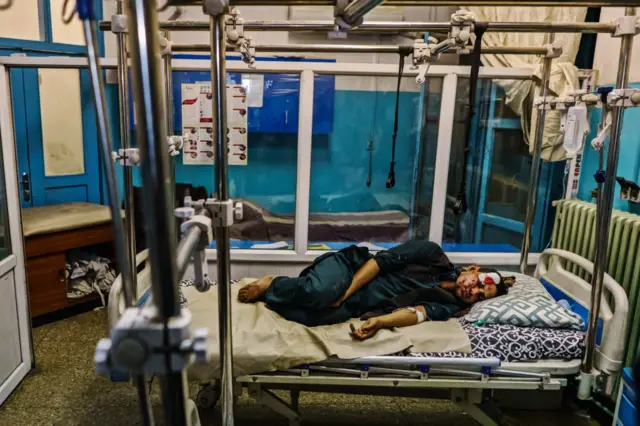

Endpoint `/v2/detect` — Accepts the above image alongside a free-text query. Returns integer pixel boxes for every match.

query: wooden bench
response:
[22,203,117,317]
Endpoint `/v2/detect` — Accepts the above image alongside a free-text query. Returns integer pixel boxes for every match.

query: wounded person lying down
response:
[238,240,515,340]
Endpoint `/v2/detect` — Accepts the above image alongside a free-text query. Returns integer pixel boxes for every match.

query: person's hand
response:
[349,319,380,341]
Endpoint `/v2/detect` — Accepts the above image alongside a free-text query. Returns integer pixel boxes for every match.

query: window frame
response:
[0,0,103,56]
[0,55,541,266]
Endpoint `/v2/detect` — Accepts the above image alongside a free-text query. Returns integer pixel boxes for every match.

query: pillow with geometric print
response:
[464,272,585,331]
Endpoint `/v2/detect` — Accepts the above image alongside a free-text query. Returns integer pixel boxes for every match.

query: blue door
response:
[14,68,101,207]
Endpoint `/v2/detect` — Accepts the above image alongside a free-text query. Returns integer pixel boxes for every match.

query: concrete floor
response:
[0,310,599,425]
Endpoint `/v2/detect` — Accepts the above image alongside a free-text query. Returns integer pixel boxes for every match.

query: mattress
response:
[414,319,585,362]
[178,279,585,365]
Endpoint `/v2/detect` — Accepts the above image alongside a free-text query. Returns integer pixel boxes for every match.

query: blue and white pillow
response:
[464,272,585,331]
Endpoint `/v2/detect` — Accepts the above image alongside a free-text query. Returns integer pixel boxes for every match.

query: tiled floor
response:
[0,310,598,425]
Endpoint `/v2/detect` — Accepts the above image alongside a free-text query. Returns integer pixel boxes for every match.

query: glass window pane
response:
[50,0,84,45]
[308,75,441,250]
[175,72,298,250]
[485,129,530,223]
[443,79,562,252]
[0,0,41,41]
[39,69,85,177]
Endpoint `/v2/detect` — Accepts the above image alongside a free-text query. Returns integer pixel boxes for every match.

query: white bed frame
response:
[108,248,628,426]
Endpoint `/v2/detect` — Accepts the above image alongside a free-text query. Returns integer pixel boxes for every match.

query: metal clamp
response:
[111,14,127,34]
[450,9,475,47]
[205,198,235,227]
[334,0,363,31]
[111,148,141,166]
[159,33,173,57]
[224,9,255,66]
[419,365,430,380]
[608,88,640,107]
[202,0,229,16]
[412,37,439,85]
[95,308,209,375]
[544,42,563,59]
[533,95,556,111]
[360,364,369,379]
[168,135,185,157]
[481,366,491,383]
[613,15,640,37]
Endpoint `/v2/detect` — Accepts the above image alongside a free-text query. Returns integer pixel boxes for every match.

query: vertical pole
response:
[163,30,176,208]
[294,70,313,255]
[428,73,457,244]
[82,9,153,425]
[126,0,187,423]
[116,0,137,303]
[582,7,636,377]
[210,12,235,426]
[519,37,554,274]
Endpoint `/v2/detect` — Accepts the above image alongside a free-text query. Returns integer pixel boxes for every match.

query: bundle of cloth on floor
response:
[66,250,116,305]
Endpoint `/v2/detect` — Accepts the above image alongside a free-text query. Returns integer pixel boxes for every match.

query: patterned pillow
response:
[464,272,585,331]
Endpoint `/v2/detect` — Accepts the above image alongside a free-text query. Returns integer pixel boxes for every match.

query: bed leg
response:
[290,389,300,412]
[452,389,501,426]
[248,383,301,426]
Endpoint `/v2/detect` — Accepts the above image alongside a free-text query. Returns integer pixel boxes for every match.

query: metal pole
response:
[583,7,636,376]
[340,0,385,27]
[176,226,202,279]
[163,30,176,211]
[171,42,550,55]
[162,0,640,7]
[126,0,188,424]
[116,0,138,306]
[82,11,154,426]
[98,19,618,35]
[210,12,235,426]
[519,35,554,274]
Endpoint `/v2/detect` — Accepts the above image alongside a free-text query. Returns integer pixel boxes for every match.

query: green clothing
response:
[265,241,461,327]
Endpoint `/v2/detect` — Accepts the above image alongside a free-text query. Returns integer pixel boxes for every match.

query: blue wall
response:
[578,83,640,214]
[117,88,422,215]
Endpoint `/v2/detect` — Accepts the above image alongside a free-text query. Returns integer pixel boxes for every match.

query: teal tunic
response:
[265,240,461,327]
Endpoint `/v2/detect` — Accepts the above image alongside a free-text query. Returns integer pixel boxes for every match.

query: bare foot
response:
[238,277,273,303]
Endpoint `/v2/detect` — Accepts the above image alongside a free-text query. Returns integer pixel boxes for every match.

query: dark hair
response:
[496,282,509,297]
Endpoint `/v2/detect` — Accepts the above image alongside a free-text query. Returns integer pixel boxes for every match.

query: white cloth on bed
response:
[185,278,471,380]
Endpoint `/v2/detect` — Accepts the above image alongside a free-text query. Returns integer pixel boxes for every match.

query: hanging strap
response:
[387,47,412,189]
[453,22,488,215]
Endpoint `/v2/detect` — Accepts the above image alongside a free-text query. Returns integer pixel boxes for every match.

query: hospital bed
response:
[108,248,628,426]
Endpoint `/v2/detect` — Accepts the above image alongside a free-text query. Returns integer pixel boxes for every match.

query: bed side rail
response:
[108,249,151,329]
[535,248,628,374]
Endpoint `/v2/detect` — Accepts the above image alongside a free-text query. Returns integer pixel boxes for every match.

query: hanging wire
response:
[0,0,13,11]
[62,0,77,25]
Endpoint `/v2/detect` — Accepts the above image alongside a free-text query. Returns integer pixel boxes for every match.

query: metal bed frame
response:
[10,0,636,424]
[107,248,628,426]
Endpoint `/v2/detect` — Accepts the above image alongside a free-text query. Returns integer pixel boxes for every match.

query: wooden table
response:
[22,203,116,317]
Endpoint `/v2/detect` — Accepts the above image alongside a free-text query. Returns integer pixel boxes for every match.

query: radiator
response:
[551,199,640,368]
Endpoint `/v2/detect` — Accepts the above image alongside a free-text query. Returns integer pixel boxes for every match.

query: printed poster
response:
[181,83,248,166]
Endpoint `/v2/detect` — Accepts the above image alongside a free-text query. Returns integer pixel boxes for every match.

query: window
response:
[307,75,442,251]
[0,0,41,41]
[0,0,99,54]
[50,0,84,45]
[173,71,298,250]
[443,79,564,252]
[39,69,85,177]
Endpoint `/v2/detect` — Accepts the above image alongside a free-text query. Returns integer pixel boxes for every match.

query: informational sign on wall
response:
[181,83,248,166]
